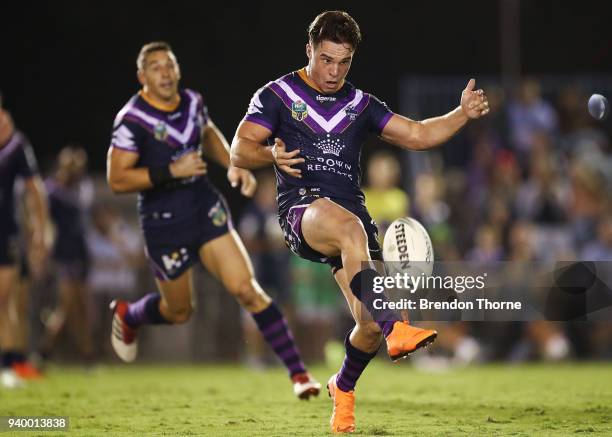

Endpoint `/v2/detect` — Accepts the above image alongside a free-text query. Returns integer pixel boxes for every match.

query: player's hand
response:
[271,137,304,178]
[227,166,257,198]
[460,79,490,119]
[169,151,207,178]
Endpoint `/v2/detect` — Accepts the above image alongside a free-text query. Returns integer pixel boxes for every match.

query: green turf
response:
[1,362,611,436]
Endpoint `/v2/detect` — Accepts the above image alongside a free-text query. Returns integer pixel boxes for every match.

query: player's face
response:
[306,40,354,94]
[138,50,181,102]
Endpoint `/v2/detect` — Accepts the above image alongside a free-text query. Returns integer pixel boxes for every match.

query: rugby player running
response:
[107,42,320,399]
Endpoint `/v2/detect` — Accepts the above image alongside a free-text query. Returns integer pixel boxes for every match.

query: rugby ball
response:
[383,217,434,276]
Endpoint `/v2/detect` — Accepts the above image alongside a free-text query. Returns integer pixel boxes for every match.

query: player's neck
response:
[299,67,345,95]
[140,89,181,112]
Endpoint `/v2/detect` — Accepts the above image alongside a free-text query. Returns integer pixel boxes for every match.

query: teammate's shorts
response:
[0,233,19,266]
[142,190,233,281]
[278,188,382,273]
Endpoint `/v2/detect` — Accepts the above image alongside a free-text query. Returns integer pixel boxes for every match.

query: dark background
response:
[2,1,610,174]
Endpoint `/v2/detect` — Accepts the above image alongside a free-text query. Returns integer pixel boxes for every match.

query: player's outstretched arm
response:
[107,147,207,193]
[381,79,489,151]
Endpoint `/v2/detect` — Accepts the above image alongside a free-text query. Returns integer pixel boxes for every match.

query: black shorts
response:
[278,188,382,273]
[142,191,233,281]
[0,233,20,266]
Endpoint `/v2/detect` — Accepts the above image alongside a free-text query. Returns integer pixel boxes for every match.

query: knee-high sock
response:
[349,269,399,338]
[336,332,378,392]
[251,302,307,377]
[124,293,170,329]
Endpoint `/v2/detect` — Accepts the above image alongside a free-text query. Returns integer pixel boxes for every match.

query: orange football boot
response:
[327,374,355,434]
[385,321,437,361]
[12,362,43,380]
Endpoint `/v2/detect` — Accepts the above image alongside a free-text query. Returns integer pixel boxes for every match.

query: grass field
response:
[2,362,612,436]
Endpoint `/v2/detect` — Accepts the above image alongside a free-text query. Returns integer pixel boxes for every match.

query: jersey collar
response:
[139,90,181,112]
[297,67,345,95]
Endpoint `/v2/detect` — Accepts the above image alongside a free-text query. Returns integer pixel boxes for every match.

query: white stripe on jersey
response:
[124,90,200,145]
[276,80,364,133]
[112,125,138,151]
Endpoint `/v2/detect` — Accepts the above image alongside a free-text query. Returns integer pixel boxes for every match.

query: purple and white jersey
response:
[243,69,393,214]
[110,89,214,228]
[0,130,39,235]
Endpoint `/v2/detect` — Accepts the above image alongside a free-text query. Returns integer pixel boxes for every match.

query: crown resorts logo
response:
[291,100,308,121]
[314,134,345,156]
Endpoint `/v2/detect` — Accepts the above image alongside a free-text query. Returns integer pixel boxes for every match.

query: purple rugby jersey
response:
[110,89,216,228]
[243,69,393,214]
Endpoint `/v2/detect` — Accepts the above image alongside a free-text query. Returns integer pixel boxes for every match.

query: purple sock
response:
[336,332,379,392]
[124,293,169,328]
[350,269,399,337]
[252,302,307,377]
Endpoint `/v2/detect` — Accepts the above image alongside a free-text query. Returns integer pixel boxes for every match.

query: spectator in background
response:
[290,256,340,364]
[515,132,568,225]
[87,203,144,358]
[238,170,292,368]
[507,78,558,168]
[39,146,94,363]
[363,151,409,237]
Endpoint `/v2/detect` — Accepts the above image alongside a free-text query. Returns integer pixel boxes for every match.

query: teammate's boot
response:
[110,300,138,362]
[292,372,321,400]
[12,361,43,380]
[1,369,24,389]
[385,321,437,361]
[327,374,355,434]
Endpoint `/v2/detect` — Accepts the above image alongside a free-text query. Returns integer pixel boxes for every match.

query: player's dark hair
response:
[137,41,174,70]
[308,11,361,49]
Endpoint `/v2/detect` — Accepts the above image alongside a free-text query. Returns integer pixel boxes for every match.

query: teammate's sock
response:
[251,302,307,377]
[336,332,378,392]
[125,293,170,328]
[349,269,399,337]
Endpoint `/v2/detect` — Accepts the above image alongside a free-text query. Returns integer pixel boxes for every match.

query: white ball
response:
[588,94,608,120]
[383,217,434,277]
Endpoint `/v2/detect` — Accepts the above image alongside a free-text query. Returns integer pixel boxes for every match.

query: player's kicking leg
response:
[302,198,437,360]
[110,268,192,362]
[198,230,320,400]
[300,198,436,432]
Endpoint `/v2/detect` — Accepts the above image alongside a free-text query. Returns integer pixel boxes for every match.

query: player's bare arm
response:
[231,120,305,178]
[381,79,489,151]
[107,147,206,193]
[203,120,257,197]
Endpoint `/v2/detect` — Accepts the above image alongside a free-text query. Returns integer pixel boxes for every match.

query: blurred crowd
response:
[4,78,612,376]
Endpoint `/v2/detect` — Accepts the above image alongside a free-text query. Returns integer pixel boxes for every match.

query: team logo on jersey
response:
[208,201,227,227]
[314,134,345,156]
[291,100,308,121]
[154,122,168,141]
[344,105,358,121]
[161,248,189,274]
